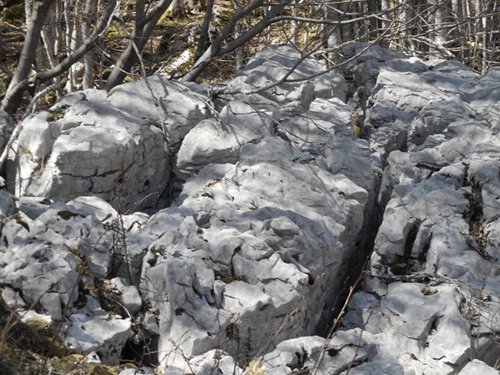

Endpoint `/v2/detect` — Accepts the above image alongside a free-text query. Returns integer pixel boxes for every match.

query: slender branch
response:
[0,0,118,114]
[194,0,215,62]
[215,3,403,97]
[182,0,278,82]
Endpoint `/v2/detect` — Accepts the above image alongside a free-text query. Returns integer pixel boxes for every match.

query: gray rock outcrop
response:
[1,43,500,375]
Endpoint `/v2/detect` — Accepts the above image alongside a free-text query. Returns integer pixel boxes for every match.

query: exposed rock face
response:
[1,43,500,375]
[6,78,210,212]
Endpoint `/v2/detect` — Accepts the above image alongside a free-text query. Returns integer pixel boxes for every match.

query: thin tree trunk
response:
[431,0,447,53]
[1,0,117,114]
[83,0,98,89]
[290,0,299,45]
[67,0,86,91]
[193,0,215,62]
[24,0,33,28]
[104,0,174,91]
[326,3,343,65]
[1,0,56,114]
[182,0,290,82]
[234,0,245,71]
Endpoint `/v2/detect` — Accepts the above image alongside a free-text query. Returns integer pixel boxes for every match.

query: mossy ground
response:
[0,291,139,374]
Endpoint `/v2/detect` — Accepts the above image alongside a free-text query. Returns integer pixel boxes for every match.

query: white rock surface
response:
[2,43,500,375]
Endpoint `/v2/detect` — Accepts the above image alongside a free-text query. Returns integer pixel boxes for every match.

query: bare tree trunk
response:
[182,0,290,82]
[481,0,488,73]
[430,0,447,53]
[24,0,33,28]
[1,0,117,115]
[234,0,245,71]
[193,0,215,62]
[83,0,98,89]
[40,1,62,98]
[1,0,56,114]
[290,0,299,45]
[326,3,343,65]
[66,0,86,92]
[104,0,174,91]
[366,0,378,40]
[380,0,392,32]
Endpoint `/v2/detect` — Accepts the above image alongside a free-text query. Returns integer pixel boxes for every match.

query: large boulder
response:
[337,44,500,374]
[0,196,139,364]
[140,132,373,369]
[6,77,210,212]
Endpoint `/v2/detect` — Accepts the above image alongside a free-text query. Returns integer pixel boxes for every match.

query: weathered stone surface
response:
[0,110,14,153]
[338,43,500,375]
[107,76,210,152]
[458,360,499,375]
[111,277,142,315]
[140,132,373,369]
[8,102,169,212]
[224,44,347,111]
[6,77,212,213]
[0,198,140,364]
[3,43,500,375]
[65,312,133,363]
[176,100,273,179]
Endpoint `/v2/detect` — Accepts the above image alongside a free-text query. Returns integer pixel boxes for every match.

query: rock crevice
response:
[1,43,500,375]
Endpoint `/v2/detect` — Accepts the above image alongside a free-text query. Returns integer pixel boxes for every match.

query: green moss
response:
[0,346,17,375]
[90,364,118,375]
[353,124,362,138]
[9,317,67,358]
[106,24,127,39]
[47,106,67,121]
[87,282,124,316]
[21,147,33,161]
[158,11,191,27]
[50,354,87,372]
[1,4,25,26]
[77,260,92,277]
[65,245,81,257]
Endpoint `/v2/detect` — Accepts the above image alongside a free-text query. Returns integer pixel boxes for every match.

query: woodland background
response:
[0,0,499,119]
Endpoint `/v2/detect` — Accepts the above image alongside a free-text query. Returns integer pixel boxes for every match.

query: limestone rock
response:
[225,44,347,110]
[8,101,169,212]
[65,312,133,364]
[141,135,373,369]
[4,42,500,374]
[107,76,210,153]
[0,110,14,153]
[176,100,273,179]
[458,360,499,375]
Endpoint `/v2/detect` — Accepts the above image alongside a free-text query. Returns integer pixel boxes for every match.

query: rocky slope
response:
[1,43,500,375]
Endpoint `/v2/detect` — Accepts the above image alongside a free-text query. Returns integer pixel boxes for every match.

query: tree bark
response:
[1,0,117,115]
[104,0,174,91]
[182,0,290,82]
[193,0,215,63]
[1,0,56,114]
[83,0,98,89]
